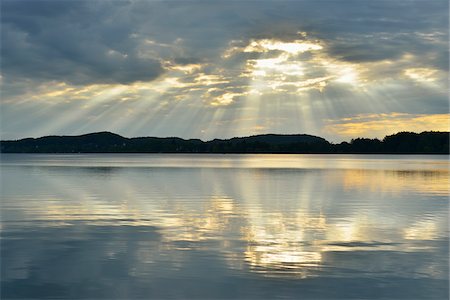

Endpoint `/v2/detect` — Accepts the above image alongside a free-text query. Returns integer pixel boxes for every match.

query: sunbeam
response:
[1,1,447,141]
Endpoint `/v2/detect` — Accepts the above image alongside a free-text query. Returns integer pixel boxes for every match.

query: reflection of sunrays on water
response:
[6,156,447,279]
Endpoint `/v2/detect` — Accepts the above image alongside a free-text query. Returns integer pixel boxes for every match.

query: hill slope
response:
[1,131,448,154]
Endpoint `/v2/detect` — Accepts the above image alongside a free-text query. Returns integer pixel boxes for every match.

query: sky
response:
[1,0,449,142]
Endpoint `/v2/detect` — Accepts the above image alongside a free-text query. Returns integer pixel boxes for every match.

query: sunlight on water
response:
[1,154,448,299]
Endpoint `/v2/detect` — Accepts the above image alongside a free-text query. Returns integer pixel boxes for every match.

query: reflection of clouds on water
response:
[1,156,449,298]
[404,220,440,241]
[343,169,449,196]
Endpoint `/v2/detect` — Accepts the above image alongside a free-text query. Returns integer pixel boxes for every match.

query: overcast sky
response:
[1,0,448,141]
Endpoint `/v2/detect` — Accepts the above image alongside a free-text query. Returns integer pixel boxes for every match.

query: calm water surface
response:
[1,154,448,299]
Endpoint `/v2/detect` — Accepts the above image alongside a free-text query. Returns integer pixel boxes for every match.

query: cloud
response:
[1,0,164,85]
[2,0,447,85]
[1,0,448,139]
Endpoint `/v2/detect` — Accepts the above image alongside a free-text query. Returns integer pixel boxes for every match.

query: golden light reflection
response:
[153,196,240,243]
[404,220,440,240]
[325,219,367,243]
[14,160,448,279]
[342,169,449,196]
[243,215,324,277]
[246,246,322,273]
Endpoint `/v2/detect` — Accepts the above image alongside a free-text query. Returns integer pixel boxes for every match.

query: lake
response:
[1,154,448,299]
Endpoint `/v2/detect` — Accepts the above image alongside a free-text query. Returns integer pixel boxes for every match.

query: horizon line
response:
[2,130,448,144]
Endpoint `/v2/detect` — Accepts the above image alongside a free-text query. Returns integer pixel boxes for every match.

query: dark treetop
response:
[1,131,448,154]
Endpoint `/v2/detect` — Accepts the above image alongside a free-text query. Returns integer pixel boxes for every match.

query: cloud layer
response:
[1,0,448,141]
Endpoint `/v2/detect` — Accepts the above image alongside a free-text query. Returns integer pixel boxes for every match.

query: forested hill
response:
[1,131,448,154]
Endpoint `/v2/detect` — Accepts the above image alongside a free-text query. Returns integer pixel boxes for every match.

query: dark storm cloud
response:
[309,1,448,67]
[1,0,163,85]
[326,31,448,66]
[1,0,448,85]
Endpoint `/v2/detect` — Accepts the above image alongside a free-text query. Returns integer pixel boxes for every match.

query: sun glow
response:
[244,39,323,54]
[404,68,439,82]
[237,35,368,100]
[250,54,304,77]
[335,66,359,84]
[242,37,328,96]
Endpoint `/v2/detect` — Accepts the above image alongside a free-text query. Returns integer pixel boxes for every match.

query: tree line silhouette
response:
[1,131,448,154]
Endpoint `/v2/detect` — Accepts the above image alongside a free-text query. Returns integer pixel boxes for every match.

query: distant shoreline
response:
[1,131,448,154]
[1,152,447,155]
